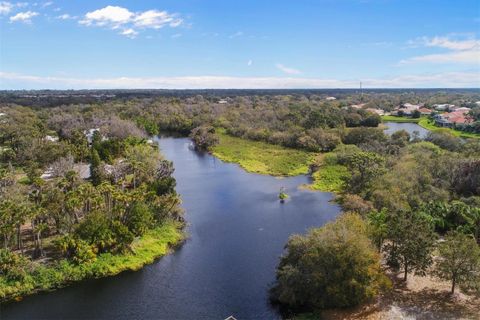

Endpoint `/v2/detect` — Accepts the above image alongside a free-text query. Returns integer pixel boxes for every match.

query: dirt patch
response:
[320,271,480,320]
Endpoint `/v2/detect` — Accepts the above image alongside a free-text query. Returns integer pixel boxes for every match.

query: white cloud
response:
[2,71,478,89]
[0,1,13,15]
[229,31,243,39]
[247,60,253,66]
[171,33,182,38]
[79,5,182,38]
[401,35,480,65]
[9,10,39,23]
[134,10,182,29]
[42,1,53,8]
[56,13,75,20]
[276,64,301,75]
[80,6,133,28]
[120,28,138,39]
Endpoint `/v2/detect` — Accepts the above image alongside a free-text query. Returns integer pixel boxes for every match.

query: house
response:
[418,107,432,115]
[434,109,473,127]
[84,128,100,145]
[218,99,228,104]
[433,104,455,111]
[349,103,366,109]
[44,135,59,142]
[394,103,421,116]
[454,107,471,113]
[366,108,385,116]
[325,96,337,101]
[41,163,91,180]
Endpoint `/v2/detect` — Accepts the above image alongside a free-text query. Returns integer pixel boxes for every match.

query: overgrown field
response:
[212,132,316,176]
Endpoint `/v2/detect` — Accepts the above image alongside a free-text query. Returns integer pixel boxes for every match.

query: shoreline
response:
[0,220,185,304]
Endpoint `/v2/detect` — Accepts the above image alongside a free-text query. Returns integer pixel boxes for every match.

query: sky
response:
[0,0,479,89]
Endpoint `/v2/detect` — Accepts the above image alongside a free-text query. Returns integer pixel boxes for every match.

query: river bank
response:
[381,115,480,139]
[212,132,315,176]
[0,220,184,303]
[1,136,341,319]
[212,132,352,193]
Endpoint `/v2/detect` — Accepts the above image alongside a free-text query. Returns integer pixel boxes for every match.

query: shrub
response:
[190,126,219,150]
[271,213,389,310]
[0,249,29,281]
[125,202,154,236]
[56,236,97,264]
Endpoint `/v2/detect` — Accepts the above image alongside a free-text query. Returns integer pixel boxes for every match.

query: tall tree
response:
[434,231,480,294]
[384,210,436,281]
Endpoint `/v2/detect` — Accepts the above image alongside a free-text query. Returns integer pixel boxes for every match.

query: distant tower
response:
[360,81,363,101]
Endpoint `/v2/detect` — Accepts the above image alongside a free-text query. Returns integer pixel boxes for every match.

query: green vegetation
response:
[271,213,390,310]
[212,132,315,176]
[2,90,480,314]
[308,164,349,193]
[279,187,289,201]
[0,106,184,302]
[0,221,183,301]
[433,231,480,294]
[418,118,480,139]
[381,115,422,123]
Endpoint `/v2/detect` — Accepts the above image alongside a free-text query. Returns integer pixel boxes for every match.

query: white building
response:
[44,135,59,142]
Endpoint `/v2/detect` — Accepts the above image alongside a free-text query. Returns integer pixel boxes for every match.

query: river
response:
[1,137,341,320]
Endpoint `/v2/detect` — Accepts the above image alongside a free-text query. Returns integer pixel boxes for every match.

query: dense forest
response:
[1,89,480,314]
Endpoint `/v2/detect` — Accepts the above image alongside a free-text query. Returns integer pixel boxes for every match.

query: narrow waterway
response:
[1,137,341,320]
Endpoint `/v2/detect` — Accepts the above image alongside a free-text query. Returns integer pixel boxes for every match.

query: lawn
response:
[381,115,422,123]
[418,118,480,139]
[212,132,316,176]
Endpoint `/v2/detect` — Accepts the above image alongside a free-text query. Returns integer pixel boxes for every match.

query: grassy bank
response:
[418,118,480,139]
[307,164,349,193]
[212,132,315,176]
[0,221,184,303]
[212,132,350,192]
[381,115,422,123]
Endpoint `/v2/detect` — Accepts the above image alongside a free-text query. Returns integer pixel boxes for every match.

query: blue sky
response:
[0,0,479,89]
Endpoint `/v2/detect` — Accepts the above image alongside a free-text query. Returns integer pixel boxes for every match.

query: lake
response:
[1,137,341,320]
[383,122,430,138]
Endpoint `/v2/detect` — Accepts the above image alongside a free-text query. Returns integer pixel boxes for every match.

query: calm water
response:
[383,121,430,138]
[1,137,340,320]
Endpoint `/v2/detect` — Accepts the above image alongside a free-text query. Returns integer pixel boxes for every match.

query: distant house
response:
[366,108,385,116]
[394,103,421,116]
[84,128,100,145]
[44,135,59,142]
[433,104,455,111]
[418,107,432,115]
[349,103,366,109]
[453,107,471,113]
[434,109,473,127]
[218,99,228,104]
[41,163,91,180]
[325,96,337,101]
